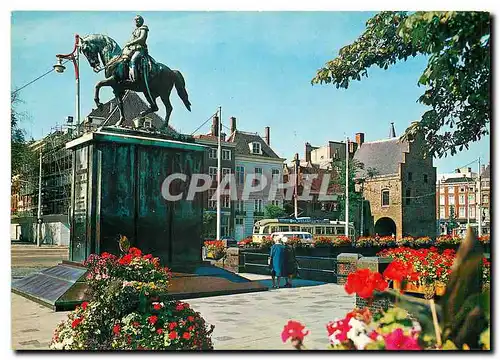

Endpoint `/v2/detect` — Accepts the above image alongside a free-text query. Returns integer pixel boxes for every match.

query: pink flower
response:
[326,318,352,344]
[384,328,421,350]
[281,320,309,343]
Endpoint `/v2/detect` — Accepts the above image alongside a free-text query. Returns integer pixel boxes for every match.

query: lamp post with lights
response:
[53,34,81,136]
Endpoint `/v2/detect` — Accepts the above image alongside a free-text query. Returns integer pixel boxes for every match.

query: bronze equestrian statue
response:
[79,15,191,130]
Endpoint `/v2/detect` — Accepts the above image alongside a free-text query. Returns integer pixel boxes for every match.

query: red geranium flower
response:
[281,320,309,343]
[81,301,88,310]
[175,303,185,311]
[169,331,178,340]
[71,317,82,329]
[119,254,133,265]
[148,315,158,325]
[345,269,388,299]
[132,321,140,327]
[143,254,153,260]
[128,247,142,258]
[169,322,177,330]
[156,328,164,335]
[383,260,419,283]
[113,324,121,335]
[182,332,191,340]
[153,303,162,310]
[187,316,195,322]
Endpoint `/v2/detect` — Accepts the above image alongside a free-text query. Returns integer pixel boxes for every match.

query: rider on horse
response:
[121,15,149,84]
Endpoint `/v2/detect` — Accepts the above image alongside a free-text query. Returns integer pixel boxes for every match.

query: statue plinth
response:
[65,128,207,266]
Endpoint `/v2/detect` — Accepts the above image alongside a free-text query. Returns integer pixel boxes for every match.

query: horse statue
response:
[79,34,191,130]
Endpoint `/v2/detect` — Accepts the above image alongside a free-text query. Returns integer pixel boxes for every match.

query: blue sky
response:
[11,11,490,173]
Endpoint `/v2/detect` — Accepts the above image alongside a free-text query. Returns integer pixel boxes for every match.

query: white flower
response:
[347,318,373,350]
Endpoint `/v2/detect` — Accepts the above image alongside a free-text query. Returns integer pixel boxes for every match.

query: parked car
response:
[270,232,313,244]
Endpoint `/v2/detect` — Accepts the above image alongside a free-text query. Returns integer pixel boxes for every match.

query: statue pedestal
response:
[65,127,207,266]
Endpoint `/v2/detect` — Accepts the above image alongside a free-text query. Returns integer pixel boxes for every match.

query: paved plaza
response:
[11,245,355,350]
[11,282,354,350]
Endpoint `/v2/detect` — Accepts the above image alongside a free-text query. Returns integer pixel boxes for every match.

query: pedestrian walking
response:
[269,238,286,288]
[284,241,298,288]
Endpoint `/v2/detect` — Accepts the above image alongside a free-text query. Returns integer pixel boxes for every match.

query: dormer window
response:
[249,142,262,155]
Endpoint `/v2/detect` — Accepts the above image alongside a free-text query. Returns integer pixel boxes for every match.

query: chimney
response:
[230,116,237,133]
[305,142,312,163]
[468,167,471,174]
[211,115,219,137]
[349,140,355,154]
[221,132,226,141]
[355,132,365,147]
[264,126,270,146]
[455,168,461,174]
[389,122,396,138]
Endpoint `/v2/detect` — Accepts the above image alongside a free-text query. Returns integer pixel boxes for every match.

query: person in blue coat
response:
[269,238,287,288]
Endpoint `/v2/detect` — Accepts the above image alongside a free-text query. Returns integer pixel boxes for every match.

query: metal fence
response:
[242,251,346,283]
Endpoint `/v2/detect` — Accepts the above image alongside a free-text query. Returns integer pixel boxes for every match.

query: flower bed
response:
[377,246,455,286]
[313,235,351,247]
[50,247,214,350]
[204,240,226,260]
[281,250,490,351]
[435,234,462,247]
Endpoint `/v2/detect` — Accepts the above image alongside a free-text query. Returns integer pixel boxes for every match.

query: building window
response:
[439,195,445,205]
[459,206,466,218]
[236,165,245,184]
[272,169,280,180]
[459,194,466,205]
[144,119,152,128]
[236,200,245,213]
[448,186,454,193]
[251,142,262,155]
[255,167,263,175]
[235,218,244,225]
[440,186,445,193]
[381,189,390,206]
[208,189,216,208]
[254,199,263,213]
[448,194,455,205]
[209,148,217,159]
[483,194,489,204]
[222,195,230,209]
[222,149,231,160]
[439,206,446,219]
[469,205,476,218]
[468,194,475,204]
[271,200,281,207]
[408,172,413,181]
[405,189,411,205]
[423,174,428,183]
[208,167,217,182]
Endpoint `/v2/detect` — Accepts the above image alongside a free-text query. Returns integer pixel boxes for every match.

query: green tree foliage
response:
[330,158,363,223]
[312,11,490,158]
[11,92,35,178]
[202,212,216,239]
[447,205,459,231]
[264,204,286,219]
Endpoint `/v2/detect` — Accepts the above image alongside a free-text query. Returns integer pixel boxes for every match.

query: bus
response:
[252,217,356,243]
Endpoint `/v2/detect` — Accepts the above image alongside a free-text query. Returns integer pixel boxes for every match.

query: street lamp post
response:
[54,34,81,136]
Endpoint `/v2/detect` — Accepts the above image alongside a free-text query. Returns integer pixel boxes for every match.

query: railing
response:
[241,251,343,283]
